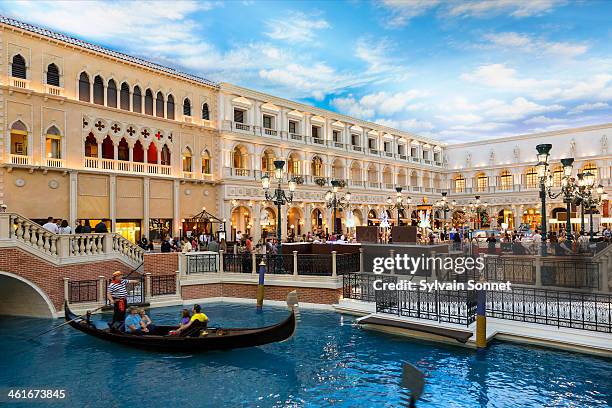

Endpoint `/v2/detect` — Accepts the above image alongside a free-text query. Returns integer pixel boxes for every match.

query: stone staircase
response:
[0,212,144,269]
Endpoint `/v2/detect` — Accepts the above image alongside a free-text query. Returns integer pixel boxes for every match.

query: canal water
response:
[1,303,610,407]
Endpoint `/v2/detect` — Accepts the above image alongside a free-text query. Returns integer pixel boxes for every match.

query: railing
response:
[44,84,63,96]
[45,158,64,168]
[132,162,145,173]
[352,145,363,152]
[235,122,250,131]
[68,279,98,303]
[313,138,325,145]
[290,133,303,141]
[336,253,360,275]
[151,274,177,296]
[182,171,194,179]
[69,234,105,256]
[184,115,193,124]
[84,157,99,169]
[369,149,379,155]
[101,158,115,170]
[9,154,30,165]
[11,77,29,89]
[106,274,144,305]
[223,252,254,273]
[487,287,612,333]
[485,256,536,285]
[264,128,278,136]
[343,272,379,302]
[541,260,599,290]
[368,181,381,188]
[186,253,218,274]
[112,234,145,264]
[295,254,331,276]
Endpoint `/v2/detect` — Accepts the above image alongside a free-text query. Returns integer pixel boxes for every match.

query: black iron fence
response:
[487,287,612,333]
[336,253,360,275]
[541,260,599,290]
[343,272,380,302]
[68,279,98,303]
[295,254,331,276]
[186,253,218,274]
[484,256,536,285]
[151,274,176,296]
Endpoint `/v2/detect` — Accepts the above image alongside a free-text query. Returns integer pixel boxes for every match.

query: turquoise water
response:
[1,303,610,407]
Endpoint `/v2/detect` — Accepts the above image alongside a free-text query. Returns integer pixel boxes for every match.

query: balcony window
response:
[263,114,273,129]
[145,89,154,115]
[10,120,28,155]
[525,167,538,189]
[202,150,211,174]
[332,130,341,142]
[133,86,142,113]
[422,150,429,160]
[202,103,210,120]
[476,174,488,192]
[499,171,513,190]
[454,175,465,193]
[434,152,441,162]
[93,76,104,105]
[552,167,563,187]
[312,126,321,139]
[368,138,376,149]
[155,92,165,117]
[167,95,175,120]
[11,54,26,79]
[311,156,323,177]
[182,147,193,172]
[79,72,90,102]
[45,125,61,159]
[120,82,130,110]
[107,79,117,108]
[411,147,417,157]
[351,134,359,146]
[397,145,405,155]
[234,109,245,123]
[161,144,171,166]
[384,141,391,153]
[84,133,98,158]
[118,138,129,161]
[183,98,191,116]
[289,120,297,134]
[46,63,60,87]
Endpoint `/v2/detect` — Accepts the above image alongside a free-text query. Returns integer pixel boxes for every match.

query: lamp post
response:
[434,192,454,235]
[535,144,552,244]
[575,171,607,241]
[325,180,351,236]
[387,186,411,227]
[560,158,576,240]
[468,195,487,230]
[261,160,296,273]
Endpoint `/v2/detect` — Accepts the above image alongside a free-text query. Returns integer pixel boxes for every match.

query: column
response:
[173,179,180,237]
[252,202,262,242]
[69,171,78,226]
[254,102,262,127]
[281,206,289,241]
[304,203,312,233]
[129,91,133,111]
[109,174,116,232]
[128,144,134,162]
[143,177,150,239]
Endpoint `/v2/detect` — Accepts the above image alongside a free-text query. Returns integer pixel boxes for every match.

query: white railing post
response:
[332,251,337,277]
[98,276,106,306]
[103,233,114,255]
[600,255,609,293]
[58,235,70,258]
[359,247,364,273]
[175,269,181,296]
[63,277,70,304]
[179,253,187,277]
[219,250,224,274]
[293,251,298,276]
[0,213,10,239]
[252,252,257,274]
[145,273,152,299]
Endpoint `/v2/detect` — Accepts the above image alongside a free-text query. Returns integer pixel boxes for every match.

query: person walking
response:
[94,220,108,233]
[42,217,58,234]
[58,220,72,234]
[107,270,140,329]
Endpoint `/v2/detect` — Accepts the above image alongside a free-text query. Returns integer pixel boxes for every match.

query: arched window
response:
[161,144,171,166]
[155,92,164,117]
[311,156,323,177]
[11,54,26,79]
[232,146,248,169]
[46,63,60,86]
[133,141,144,162]
[454,175,465,193]
[133,86,142,113]
[145,89,153,115]
[202,150,211,174]
[10,120,28,156]
[261,150,275,173]
[118,138,129,161]
[167,95,175,120]
[499,170,513,190]
[552,166,564,187]
[202,103,210,120]
[93,75,104,105]
[288,153,300,176]
[45,125,61,159]
[79,72,90,102]
[183,98,191,116]
[525,167,538,189]
[107,79,117,108]
[120,82,130,110]
[147,142,158,164]
[102,136,114,160]
[182,147,193,172]
[582,163,598,180]
[476,172,488,192]
[84,133,98,158]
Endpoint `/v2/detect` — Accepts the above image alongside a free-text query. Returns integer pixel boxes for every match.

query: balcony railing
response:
[369,149,379,155]
[368,181,381,188]
[334,141,344,148]
[10,77,29,89]
[183,115,193,123]
[101,158,115,170]
[45,158,64,168]
[352,145,362,152]
[264,128,278,136]
[349,180,365,188]
[82,157,173,176]
[9,154,31,165]
[398,154,407,160]
[313,137,325,145]
[290,133,303,141]
[384,183,394,190]
[235,122,250,131]
[182,171,194,179]
[44,84,63,96]
[384,151,393,158]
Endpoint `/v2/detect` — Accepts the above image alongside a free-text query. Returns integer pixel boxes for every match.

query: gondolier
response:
[107,271,140,328]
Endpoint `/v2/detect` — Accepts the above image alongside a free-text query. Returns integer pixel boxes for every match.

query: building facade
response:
[1,17,610,243]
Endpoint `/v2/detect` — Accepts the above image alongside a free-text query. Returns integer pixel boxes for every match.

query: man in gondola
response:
[107,271,141,330]
[174,304,208,337]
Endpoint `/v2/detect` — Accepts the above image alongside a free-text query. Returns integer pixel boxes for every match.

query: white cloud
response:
[483,32,588,58]
[460,64,558,91]
[264,12,329,43]
[375,118,436,132]
[523,115,565,125]
[446,0,564,18]
[331,90,429,119]
[567,102,610,115]
[380,0,440,27]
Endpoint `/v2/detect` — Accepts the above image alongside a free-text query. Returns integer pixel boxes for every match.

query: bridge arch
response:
[0,271,56,318]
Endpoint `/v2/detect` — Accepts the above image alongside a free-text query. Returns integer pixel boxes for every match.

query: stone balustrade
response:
[0,213,144,267]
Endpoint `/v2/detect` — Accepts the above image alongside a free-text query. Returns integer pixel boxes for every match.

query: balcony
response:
[349,180,365,188]
[184,115,193,124]
[384,151,393,158]
[398,154,407,160]
[352,145,362,152]
[44,84,63,97]
[182,171,194,179]
[44,158,64,168]
[10,77,29,90]
[83,158,172,176]
[264,128,278,136]
[290,133,303,141]
[369,149,379,155]
[235,122,251,132]
[385,183,394,190]
[333,141,344,149]
[9,154,31,165]
[313,138,325,145]
[367,181,381,189]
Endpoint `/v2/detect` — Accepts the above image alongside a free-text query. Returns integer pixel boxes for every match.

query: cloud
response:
[380,0,440,27]
[567,102,610,115]
[523,115,565,125]
[483,32,588,58]
[446,0,564,18]
[331,90,429,119]
[375,118,436,132]
[460,63,558,91]
[264,11,329,43]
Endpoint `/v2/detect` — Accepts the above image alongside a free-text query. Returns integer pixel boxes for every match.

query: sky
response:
[2,0,612,143]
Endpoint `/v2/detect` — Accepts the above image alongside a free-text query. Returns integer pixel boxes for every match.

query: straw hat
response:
[112,271,122,277]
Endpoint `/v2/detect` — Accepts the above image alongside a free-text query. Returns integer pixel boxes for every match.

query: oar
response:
[25,305,104,342]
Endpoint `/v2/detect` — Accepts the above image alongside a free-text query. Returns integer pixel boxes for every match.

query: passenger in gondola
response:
[124,307,149,335]
[179,309,191,327]
[139,308,156,333]
[174,304,208,337]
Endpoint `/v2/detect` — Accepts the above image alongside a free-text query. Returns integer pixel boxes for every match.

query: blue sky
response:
[3,0,612,143]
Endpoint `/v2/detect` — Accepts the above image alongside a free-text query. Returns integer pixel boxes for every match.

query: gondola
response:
[64,293,298,352]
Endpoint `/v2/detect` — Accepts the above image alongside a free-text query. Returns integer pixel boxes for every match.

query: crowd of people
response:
[42,217,108,234]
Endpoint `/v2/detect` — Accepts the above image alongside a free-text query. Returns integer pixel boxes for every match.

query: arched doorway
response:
[230,206,252,241]
[311,208,323,232]
[287,207,303,239]
[260,207,277,239]
[0,272,55,318]
[352,209,363,228]
[522,207,541,231]
[367,209,378,226]
[497,209,515,230]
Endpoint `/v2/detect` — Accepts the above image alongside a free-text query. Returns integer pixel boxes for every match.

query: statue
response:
[466,152,472,168]
[513,146,520,163]
[418,210,431,229]
[601,135,608,154]
[569,138,576,158]
[380,213,390,229]
[489,150,495,165]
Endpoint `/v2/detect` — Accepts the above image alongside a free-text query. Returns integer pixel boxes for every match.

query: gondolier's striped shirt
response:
[108,279,129,299]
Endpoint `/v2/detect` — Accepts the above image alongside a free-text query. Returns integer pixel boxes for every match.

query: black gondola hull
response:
[64,302,296,352]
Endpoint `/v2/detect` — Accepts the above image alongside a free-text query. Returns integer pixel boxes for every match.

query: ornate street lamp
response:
[575,171,607,241]
[387,186,411,226]
[325,179,351,236]
[468,195,487,230]
[434,192,454,233]
[261,160,295,273]
[535,143,552,243]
